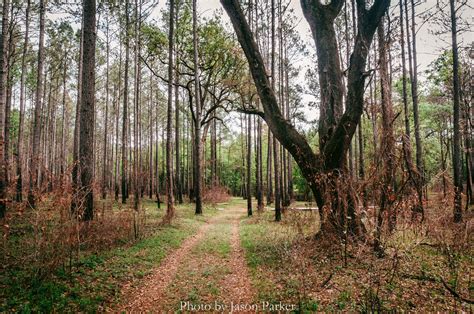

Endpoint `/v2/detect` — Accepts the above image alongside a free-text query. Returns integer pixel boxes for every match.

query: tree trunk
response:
[0,0,9,218]
[374,17,395,255]
[256,113,263,210]
[210,111,217,187]
[410,0,423,199]
[221,0,389,237]
[193,0,202,215]
[28,0,46,208]
[149,70,154,200]
[165,0,176,220]
[247,114,252,216]
[71,24,83,214]
[102,17,110,200]
[114,44,122,201]
[266,132,273,204]
[449,0,462,222]
[271,0,281,222]
[133,0,141,211]
[122,0,130,204]
[16,0,31,203]
[5,18,14,186]
[79,0,96,221]
[60,50,68,182]
[175,31,183,204]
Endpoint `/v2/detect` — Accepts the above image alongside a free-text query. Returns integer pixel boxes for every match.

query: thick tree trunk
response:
[221,0,389,236]
[79,0,96,221]
[301,0,344,151]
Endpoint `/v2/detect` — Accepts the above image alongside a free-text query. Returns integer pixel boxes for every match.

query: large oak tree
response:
[221,0,390,235]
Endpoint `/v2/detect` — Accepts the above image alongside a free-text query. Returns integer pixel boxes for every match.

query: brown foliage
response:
[0,183,140,280]
[202,185,231,204]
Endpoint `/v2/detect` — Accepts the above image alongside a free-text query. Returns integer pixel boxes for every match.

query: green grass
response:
[160,203,237,310]
[239,211,301,303]
[240,211,293,269]
[192,218,232,258]
[0,200,219,312]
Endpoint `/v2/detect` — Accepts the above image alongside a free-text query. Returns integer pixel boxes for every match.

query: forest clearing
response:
[0,0,473,312]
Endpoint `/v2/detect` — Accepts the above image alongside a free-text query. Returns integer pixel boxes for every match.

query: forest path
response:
[118,202,255,312]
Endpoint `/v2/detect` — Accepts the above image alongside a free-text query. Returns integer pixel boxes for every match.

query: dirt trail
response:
[221,207,256,305]
[117,204,255,312]
[118,220,214,311]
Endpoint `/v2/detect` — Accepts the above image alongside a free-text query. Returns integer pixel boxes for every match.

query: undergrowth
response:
[240,203,473,312]
[0,198,218,312]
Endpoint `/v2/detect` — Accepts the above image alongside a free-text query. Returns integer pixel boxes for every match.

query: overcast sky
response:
[46,0,472,124]
[150,0,472,122]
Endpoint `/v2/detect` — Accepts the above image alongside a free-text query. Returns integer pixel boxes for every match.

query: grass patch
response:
[192,219,231,258]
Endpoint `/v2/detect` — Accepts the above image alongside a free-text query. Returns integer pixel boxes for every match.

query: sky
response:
[152,0,473,74]
[47,0,473,124]
[151,0,473,122]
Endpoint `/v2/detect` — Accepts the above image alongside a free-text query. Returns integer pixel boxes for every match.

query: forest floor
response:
[117,198,473,312]
[1,197,473,312]
[118,202,255,312]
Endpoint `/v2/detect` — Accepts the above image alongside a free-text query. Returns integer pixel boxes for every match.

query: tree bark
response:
[102,16,110,200]
[165,0,176,220]
[175,18,183,203]
[193,0,202,215]
[449,0,462,222]
[0,0,9,217]
[71,24,84,214]
[4,15,14,186]
[133,0,141,211]
[15,0,31,203]
[60,50,68,182]
[114,43,122,201]
[271,0,281,221]
[410,0,423,197]
[122,0,130,204]
[247,114,252,216]
[28,0,45,208]
[78,0,96,221]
